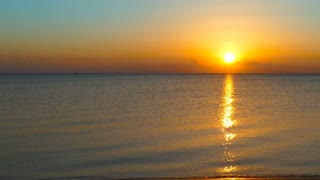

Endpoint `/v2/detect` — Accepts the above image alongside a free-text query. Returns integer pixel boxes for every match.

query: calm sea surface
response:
[0,74,319,178]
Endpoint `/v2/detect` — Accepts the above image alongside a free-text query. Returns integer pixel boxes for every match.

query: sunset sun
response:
[224,53,236,64]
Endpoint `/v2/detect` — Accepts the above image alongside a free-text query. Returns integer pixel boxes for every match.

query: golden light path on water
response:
[219,75,238,175]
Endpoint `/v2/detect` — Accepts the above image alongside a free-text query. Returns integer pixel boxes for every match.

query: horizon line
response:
[1,72,320,75]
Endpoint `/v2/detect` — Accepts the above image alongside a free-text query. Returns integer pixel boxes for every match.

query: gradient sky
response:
[1,0,320,73]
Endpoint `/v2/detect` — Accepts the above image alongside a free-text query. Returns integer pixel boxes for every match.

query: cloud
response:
[1,55,320,73]
[0,56,211,73]
[104,58,211,73]
[238,60,320,73]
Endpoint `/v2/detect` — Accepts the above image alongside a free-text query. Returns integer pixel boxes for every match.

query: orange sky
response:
[1,0,320,73]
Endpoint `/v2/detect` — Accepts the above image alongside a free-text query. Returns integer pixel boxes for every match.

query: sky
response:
[1,0,320,73]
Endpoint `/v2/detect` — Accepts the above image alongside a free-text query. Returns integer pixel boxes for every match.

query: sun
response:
[224,53,236,64]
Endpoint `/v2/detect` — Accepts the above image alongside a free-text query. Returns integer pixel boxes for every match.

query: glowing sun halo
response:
[224,53,236,64]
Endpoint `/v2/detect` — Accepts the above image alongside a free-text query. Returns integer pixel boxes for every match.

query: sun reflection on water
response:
[224,133,237,142]
[218,75,238,175]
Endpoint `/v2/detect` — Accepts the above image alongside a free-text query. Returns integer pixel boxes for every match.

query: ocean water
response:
[0,74,319,178]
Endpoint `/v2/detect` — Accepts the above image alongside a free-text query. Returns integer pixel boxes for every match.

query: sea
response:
[0,74,319,179]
